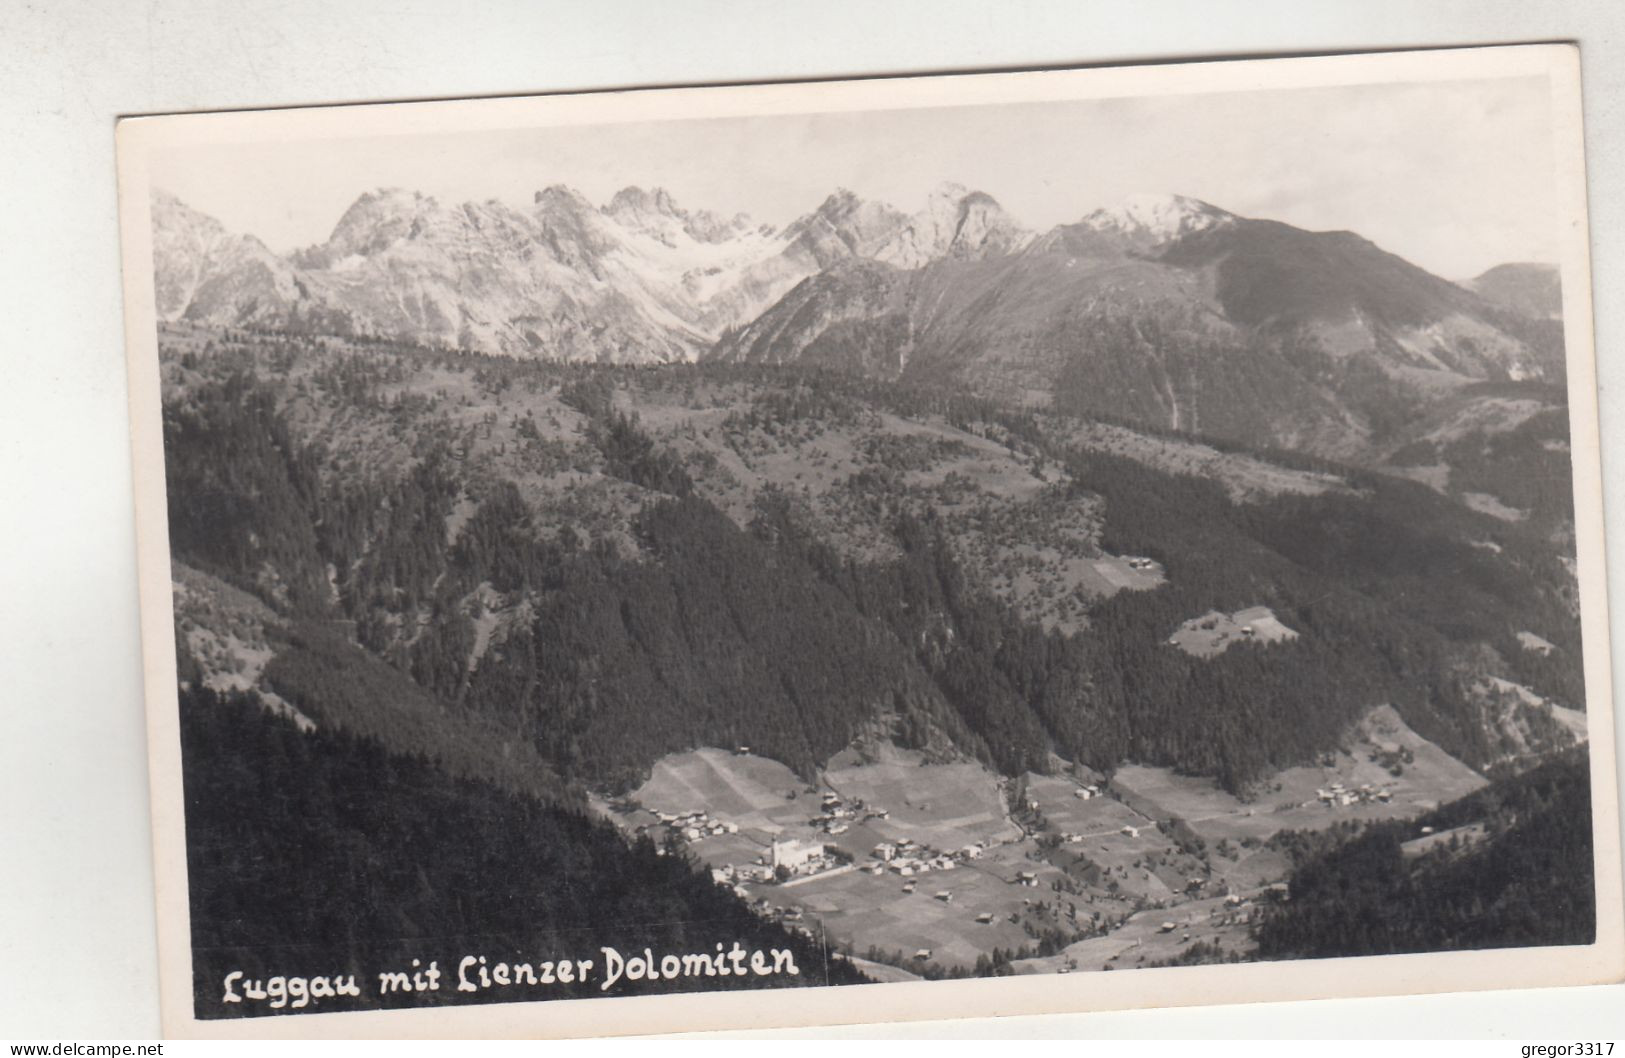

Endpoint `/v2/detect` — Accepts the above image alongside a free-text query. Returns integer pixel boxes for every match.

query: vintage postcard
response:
[116,44,1622,1038]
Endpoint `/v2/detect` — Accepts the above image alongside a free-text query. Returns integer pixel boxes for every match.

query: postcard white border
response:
[116,42,1622,1039]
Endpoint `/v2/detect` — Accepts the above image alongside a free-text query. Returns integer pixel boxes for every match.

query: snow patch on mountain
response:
[1079,193,1237,244]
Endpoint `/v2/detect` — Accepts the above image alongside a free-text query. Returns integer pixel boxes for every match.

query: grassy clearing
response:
[1110,704,1488,847]
[1044,417,1350,503]
[1012,890,1261,974]
[754,856,1043,969]
[824,748,1020,851]
[630,747,814,835]
[1166,605,1299,658]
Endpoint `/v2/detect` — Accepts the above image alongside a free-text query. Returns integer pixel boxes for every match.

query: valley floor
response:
[593,704,1492,980]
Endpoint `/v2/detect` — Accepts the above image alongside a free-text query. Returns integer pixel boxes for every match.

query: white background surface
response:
[3,0,1622,1039]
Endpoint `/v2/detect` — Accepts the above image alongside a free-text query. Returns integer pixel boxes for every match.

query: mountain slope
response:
[1160,219,1539,380]
[715,195,1551,458]
[1256,750,1593,958]
[1465,262,1563,320]
[159,325,1583,797]
[181,684,864,1018]
[152,191,303,325]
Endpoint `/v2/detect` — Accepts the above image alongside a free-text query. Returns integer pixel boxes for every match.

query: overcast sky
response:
[152,75,1559,280]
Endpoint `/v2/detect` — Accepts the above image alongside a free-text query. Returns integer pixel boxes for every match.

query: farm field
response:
[596,713,1489,978]
[823,745,1023,852]
[1110,705,1488,848]
[1022,774,1199,903]
[747,853,1048,970]
[1011,891,1262,974]
[631,746,816,836]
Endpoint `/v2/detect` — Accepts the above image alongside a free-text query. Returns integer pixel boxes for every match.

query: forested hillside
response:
[180,683,865,1018]
[1255,751,1595,957]
[162,325,1584,799]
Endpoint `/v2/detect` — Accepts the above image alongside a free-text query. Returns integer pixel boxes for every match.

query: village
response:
[639,787,1008,894]
[594,747,1228,974]
[592,704,1489,979]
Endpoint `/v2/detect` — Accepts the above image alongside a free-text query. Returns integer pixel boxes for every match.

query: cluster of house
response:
[650,808,740,842]
[746,898,818,940]
[863,837,984,878]
[708,834,847,889]
[1072,783,1103,800]
[709,862,774,890]
[809,789,887,837]
[1313,780,1393,808]
[1124,557,1158,572]
[1155,893,1262,940]
[1206,893,1260,927]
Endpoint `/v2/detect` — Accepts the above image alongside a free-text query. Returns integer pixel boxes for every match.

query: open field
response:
[1463,491,1528,522]
[1107,705,1488,864]
[1475,675,1589,744]
[747,854,1048,970]
[1548,704,1589,741]
[1043,417,1351,504]
[1517,630,1557,656]
[824,745,1022,852]
[1401,821,1488,859]
[598,715,1488,977]
[1022,775,1199,903]
[1167,605,1298,658]
[631,747,816,835]
[1011,891,1263,974]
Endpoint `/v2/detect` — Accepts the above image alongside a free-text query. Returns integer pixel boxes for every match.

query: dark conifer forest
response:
[164,350,1584,797]
[180,683,864,1018]
[1256,751,1594,958]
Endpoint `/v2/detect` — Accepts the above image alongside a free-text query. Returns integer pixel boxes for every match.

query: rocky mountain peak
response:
[531,184,603,220]
[874,184,1030,268]
[782,189,908,267]
[324,188,439,258]
[606,185,681,219]
[603,185,751,245]
[815,188,861,215]
[1081,192,1236,244]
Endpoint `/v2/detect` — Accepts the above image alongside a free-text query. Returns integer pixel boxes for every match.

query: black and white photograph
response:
[113,43,1621,1038]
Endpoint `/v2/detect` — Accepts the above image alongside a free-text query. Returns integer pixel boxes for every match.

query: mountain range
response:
[153,177,1589,993]
[151,183,1561,458]
[152,181,1030,363]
